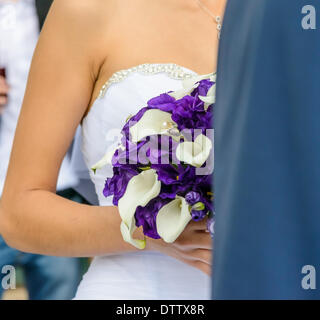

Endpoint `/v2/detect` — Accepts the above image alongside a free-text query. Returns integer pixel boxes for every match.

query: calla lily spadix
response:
[118,169,161,249]
[176,134,212,168]
[156,196,192,243]
[169,73,215,100]
[129,109,180,143]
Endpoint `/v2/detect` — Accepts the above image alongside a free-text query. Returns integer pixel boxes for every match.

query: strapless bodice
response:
[75,64,211,300]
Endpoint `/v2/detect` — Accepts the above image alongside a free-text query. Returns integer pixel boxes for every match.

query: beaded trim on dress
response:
[98,63,196,98]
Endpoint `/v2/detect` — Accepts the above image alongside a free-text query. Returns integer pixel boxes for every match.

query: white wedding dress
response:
[74,63,211,300]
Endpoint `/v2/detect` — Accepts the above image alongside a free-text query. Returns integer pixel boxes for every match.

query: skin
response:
[0,0,226,276]
[0,76,8,113]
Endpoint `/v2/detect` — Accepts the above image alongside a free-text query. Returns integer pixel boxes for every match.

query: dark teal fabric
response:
[213,0,320,299]
[35,0,53,30]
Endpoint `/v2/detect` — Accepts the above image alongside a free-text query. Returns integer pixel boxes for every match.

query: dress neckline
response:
[97,63,199,99]
[83,63,201,123]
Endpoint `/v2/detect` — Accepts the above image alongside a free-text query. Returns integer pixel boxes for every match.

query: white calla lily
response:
[120,221,146,250]
[168,84,199,100]
[168,73,215,100]
[199,82,216,110]
[176,134,212,168]
[91,145,124,173]
[129,109,180,143]
[156,196,191,243]
[118,169,161,249]
[182,73,215,89]
[209,73,217,82]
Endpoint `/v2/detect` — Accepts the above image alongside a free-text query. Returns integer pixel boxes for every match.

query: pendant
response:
[216,16,222,39]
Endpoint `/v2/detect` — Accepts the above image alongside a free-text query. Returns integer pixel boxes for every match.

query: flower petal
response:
[118,169,161,248]
[209,73,217,82]
[129,109,179,143]
[169,73,215,100]
[156,196,191,243]
[91,146,120,173]
[182,73,214,89]
[120,221,146,250]
[168,85,198,100]
[176,134,212,167]
[199,82,216,110]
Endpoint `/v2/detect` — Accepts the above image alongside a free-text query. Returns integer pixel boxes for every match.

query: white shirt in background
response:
[0,0,78,194]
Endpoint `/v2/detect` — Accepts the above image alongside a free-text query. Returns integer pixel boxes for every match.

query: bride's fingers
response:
[170,246,212,266]
[189,231,212,249]
[201,234,212,250]
[188,219,208,231]
[174,234,212,250]
[189,249,212,265]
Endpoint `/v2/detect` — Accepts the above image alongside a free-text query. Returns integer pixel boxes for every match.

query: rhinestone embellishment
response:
[98,63,195,99]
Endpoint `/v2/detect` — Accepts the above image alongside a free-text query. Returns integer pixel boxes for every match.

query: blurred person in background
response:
[0,0,83,300]
[213,0,320,299]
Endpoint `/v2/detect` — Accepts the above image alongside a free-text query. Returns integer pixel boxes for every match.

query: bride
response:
[0,0,226,299]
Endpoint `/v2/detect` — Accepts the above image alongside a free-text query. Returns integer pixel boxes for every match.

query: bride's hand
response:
[146,219,212,276]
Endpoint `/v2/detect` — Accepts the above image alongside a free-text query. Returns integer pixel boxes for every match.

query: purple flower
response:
[103,166,139,206]
[135,198,170,239]
[146,135,176,165]
[191,209,207,222]
[185,191,201,205]
[148,93,176,112]
[194,79,214,97]
[171,97,213,131]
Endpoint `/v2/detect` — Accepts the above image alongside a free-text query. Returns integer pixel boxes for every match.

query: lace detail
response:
[98,63,196,99]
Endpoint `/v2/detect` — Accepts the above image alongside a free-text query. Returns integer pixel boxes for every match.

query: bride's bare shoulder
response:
[46,0,115,38]
[51,0,115,18]
[38,0,117,63]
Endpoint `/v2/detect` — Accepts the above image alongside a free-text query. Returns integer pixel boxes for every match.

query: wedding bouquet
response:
[92,74,216,249]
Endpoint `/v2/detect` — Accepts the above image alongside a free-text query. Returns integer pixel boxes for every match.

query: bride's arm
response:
[0,0,136,257]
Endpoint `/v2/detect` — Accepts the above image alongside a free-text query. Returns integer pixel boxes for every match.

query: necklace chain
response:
[194,0,222,39]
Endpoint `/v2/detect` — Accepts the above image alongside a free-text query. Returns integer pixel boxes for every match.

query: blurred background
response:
[0,0,91,300]
[2,261,90,300]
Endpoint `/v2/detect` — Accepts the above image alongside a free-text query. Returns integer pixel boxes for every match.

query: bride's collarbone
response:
[86,3,218,109]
